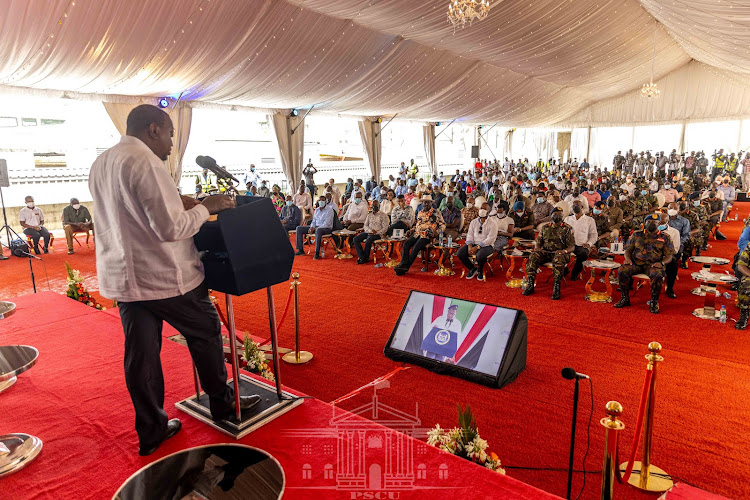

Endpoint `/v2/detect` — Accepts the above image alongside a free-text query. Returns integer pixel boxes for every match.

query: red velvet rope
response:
[617,368,654,483]
[212,286,295,346]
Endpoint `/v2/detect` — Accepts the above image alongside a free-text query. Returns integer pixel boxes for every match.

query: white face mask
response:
[26,202,34,208]
[667,209,678,217]
[467,202,474,208]
[478,209,488,218]
[72,204,81,210]
[619,195,627,201]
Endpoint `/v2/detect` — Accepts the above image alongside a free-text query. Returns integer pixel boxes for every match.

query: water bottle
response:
[724,292,732,299]
[374,263,384,268]
[447,234,453,247]
[439,230,444,247]
[719,305,727,324]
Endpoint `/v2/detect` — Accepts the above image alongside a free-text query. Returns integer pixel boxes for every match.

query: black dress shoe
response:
[139,418,181,456]
[213,395,262,422]
[666,289,677,299]
[294,250,304,256]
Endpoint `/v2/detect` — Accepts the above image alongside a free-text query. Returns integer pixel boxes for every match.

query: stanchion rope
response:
[617,368,654,483]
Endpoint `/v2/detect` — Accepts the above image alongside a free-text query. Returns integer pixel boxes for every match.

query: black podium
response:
[176,196,302,438]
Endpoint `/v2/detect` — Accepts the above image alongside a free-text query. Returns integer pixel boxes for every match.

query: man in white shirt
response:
[426,304,464,361]
[89,105,259,457]
[18,196,51,254]
[564,200,598,281]
[622,177,636,196]
[456,202,498,281]
[245,164,261,188]
[343,192,368,230]
[563,188,590,213]
[328,178,342,207]
[293,184,312,219]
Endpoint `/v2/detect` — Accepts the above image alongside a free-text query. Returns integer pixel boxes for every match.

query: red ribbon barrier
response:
[330,366,410,405]
[617,368,654,483]
[212,287,295,346]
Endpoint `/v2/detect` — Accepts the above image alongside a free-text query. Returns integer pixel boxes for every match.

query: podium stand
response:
[175,197,302,438]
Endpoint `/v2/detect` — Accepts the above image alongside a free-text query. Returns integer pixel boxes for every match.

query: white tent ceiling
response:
[1,0,749,127]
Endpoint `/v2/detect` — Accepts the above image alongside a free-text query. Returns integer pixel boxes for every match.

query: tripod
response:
[0,185,23,260]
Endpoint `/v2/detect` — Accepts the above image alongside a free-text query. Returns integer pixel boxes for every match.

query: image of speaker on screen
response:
[390,291,514,374]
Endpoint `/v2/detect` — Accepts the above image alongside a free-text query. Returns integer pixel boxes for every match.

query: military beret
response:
[512,201,525,211]
[644,214,660,223]
[551,206,563,213]
[688,192,700,200]
[594,200,606,208]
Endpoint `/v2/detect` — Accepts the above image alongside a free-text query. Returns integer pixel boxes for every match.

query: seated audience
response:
[441,196,462,240]
[295,196,335,259]
[457,202,497,281]
[462,195,479,229]
[343,192,368,231]
[353,200,389,264]
[62,197,94,255]
[491,201,514,253]
[523,207,575,300]
[511,200,535,240]
[293,184,313,219]
[19,195,51,254]
[380,189,395,216]
[280,195,302,231]
[387,195,414,236]
[394,199,445,276]
[564,200,598,281]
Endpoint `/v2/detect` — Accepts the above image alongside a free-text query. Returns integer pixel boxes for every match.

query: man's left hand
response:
[180,195,202,211]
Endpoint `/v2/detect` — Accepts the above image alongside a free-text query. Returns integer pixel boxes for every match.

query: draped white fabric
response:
[423,123,437,176]
[166,103,192,186]
[358,118,382,182]
[270,112,305,188]
[570,128,589,162]
[2,0,743,127]
[103,102,135,136]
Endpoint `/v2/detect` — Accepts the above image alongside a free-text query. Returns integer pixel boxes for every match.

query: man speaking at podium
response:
[90,104,260,456]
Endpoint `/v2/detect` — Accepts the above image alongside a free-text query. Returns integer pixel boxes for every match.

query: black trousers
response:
[353,232,380,261]
[400,236,430,269]
[570,245,591,278]
[666,252,680,290]
[456,245,495,274]
[23,227,50,253]
[118,282,233,448]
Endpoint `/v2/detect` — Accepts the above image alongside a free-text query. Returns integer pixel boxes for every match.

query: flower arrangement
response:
[65,262,105,310]
[426,404,504,474]
[242,334,275,382]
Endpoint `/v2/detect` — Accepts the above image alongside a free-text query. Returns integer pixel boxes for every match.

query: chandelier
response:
[641,29,660,99]
[447,0,491,31]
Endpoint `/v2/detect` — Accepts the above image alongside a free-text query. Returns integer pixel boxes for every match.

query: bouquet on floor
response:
[427,404,505,474]
[65,262,105,310]
[242,334,275,382]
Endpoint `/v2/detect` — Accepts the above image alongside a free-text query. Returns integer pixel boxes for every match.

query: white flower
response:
[427,424,447,447]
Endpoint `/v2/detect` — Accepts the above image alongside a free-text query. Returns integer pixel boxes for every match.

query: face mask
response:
[619,195,628,201]
[641,190,648,196]
[251,168,255,172]
[693,201,701,207]
[657,224,668,231]
[593,208,602,215]
[318,201,326,208]
[608,201,615,207]
[667,209,678,217]
[354,198,362,205]
[286,201,293,207]
[478,209,488,218]
[536,197,545,203]
[26,202,34,208]
[552,214,563,223]
[588,190,594,194]
[467,202,474,209]
[72,204,80,210]
[572,205,582,214]
[497,212,506,218]
[516,210,524,216]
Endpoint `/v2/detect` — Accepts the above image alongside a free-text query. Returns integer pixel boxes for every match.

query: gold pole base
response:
[506,278,524,288]
[335,254,354,259]
[385,260,400,268]
[619,462,673,493]
[434,266,455,277]
[0,376,17,393]
[259,345,293,354]
[282,351,313,364]
[585,292,612,303]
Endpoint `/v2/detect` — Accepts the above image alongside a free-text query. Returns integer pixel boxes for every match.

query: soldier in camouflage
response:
[614,214,675,314]
[620,191,637,242]
[522,207,575,300]
[592,200,612,255]
[735,243,750,329]
[683,193,706,260]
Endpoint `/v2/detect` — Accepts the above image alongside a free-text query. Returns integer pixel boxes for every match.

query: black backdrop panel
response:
[384,290,527,388]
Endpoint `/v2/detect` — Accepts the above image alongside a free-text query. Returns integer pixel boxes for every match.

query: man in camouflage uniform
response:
[703,190,725,241]
[592,200,612,256]
[680,197,704,265]
[522,207,575,300]
[735,243,750,329]
[619,191,637,243]
[614,214,675,314]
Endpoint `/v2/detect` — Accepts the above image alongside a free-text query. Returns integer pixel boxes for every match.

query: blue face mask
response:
[536,197,545,203]
[318,201,326,208]
[693,201,700,207]
[286,201,293,207]
[354,198,362,205]
[593,208,602,215]
[641,190,648,195]
[657,224,668,231]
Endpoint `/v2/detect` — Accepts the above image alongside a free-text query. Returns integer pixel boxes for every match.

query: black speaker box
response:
[471,145,480,158]
[193,196,294,296]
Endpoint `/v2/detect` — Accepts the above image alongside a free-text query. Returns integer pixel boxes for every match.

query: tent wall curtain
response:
[423,123,437,176]
[103,101,192,185]
[358,118,382,182]
[270,112,305,189]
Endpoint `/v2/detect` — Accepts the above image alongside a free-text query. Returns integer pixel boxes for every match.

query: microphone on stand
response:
[562,367,588,500]
[196,155,240,184]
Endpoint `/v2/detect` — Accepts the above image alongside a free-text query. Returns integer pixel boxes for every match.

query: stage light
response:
[158,97,169,108]
[290,109,299,117]
[436,122,442,126]
[376,117,383,123]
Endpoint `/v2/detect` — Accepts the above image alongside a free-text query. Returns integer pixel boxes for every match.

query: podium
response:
[176,197,302,438]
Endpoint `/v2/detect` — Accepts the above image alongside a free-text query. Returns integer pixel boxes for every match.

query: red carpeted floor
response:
[1,205,747,499]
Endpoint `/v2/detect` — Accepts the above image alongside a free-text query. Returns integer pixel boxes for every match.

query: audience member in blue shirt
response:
[280,196,302,231]
[597,184,611,201]
[739,226,750,254]
[295,197,335,259]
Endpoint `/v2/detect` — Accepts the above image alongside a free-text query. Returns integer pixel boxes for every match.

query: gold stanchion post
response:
[600,401,624,500]
[283,273,313,364]
[619,341,673,493]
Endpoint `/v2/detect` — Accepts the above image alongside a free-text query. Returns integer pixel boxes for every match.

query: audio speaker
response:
[471,146,479,158]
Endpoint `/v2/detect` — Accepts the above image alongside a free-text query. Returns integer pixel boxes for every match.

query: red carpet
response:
[1,205,747,499]
[1,293,555,500]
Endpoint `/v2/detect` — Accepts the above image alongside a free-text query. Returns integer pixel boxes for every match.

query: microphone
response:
[13,248,41,260]
[561,367,590,380]
[196,155,240,184]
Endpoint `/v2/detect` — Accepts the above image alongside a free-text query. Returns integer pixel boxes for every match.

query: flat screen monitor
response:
[384,290,527,388]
